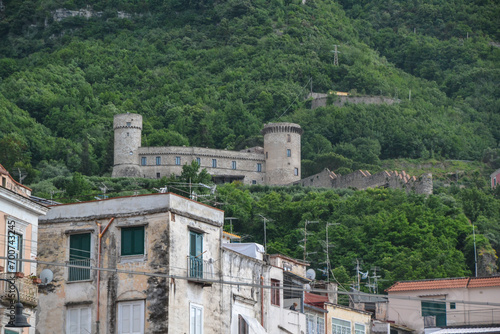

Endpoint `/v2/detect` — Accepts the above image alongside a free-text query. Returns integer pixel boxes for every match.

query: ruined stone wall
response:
[295,169,433,195]
[309,93,399,109]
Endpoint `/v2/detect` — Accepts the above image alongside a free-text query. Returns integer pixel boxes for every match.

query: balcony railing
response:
[187,256,215,281]
[68,258,92,281]
[0,273,38,306]
[424,309,500,327]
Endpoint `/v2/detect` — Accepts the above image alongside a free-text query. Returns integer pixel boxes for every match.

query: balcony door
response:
[189,231,203,278]
[69,233,91,281]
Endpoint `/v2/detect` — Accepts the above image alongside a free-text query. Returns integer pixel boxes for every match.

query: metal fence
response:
[68,258,92,281]
[188,256,215,280]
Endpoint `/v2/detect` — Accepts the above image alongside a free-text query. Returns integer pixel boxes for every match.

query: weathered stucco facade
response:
[36,193,225,334]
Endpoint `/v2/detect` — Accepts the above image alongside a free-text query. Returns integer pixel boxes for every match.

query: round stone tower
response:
[262,123,303,185]
[112,113,143,178]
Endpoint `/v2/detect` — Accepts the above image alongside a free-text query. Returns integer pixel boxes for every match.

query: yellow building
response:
[326,303,372,334]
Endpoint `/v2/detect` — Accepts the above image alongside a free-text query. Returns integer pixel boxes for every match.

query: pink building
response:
[490,168,500,188]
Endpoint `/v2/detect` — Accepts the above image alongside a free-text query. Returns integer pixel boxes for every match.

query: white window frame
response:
[332,317,351,334]
[317,316,325,334]
[355,323,365,334]
[306,313,316,334]
[190,303,203,334]
[118,300,145,334]
[66,306,91,334]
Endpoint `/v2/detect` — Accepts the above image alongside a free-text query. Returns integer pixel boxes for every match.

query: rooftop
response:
[386,276,500,292]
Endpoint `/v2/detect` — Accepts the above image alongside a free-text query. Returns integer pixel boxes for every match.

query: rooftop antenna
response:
[224,217,238,234]
[322,222,339,281]
[302,221,319,261]
[258,214,272,253]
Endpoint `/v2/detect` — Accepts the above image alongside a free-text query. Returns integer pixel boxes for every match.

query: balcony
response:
[424,309,500,328]
[187,256,215,286]
[68,258,92,282]
[0,273,38,307]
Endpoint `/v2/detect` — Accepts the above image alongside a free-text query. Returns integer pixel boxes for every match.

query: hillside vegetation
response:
[1,0,499,286]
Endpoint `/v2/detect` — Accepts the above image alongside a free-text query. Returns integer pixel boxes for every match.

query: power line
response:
[4,256,500,308]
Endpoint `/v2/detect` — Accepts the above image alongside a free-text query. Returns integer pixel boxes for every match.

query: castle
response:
[112,113,432,194]
[112,113,302,185]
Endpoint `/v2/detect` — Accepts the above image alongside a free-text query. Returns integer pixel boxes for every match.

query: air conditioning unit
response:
[423,316,436,327]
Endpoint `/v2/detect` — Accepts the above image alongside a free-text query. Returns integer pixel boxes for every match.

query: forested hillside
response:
[1,0,499,287]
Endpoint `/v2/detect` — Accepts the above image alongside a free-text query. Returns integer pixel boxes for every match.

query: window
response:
[355,323,365,334]
[189,231,203,278]
[238,315,249,334]
[422,301,446,326]
[196,157,201,166]
[287,149,291,157]
[450,302,456,309]
[7,231,22,273]
[156,173,161,179]
[121,226,145,256]
[332,318,351,334]
[287,134,291,142]
[257,163,262,172]
[212,159,217,168]
[69,233,91,281]
[156,157,161,165]
[190,303,203,334]
[252,180,257,185]
[232,161,237,170]
[118,300,145,334]
[5,330,18,334]
[271,279,280,306]
[141,157,146,166]
[66,306,91,334]
[494,178,497,187]
[176,157,181,165]
[317,317,325,334]
[266,152,268,159]
[294,168,299,176]
[127,132,130,137]
[306,314,316,334]
[126,122,131,127]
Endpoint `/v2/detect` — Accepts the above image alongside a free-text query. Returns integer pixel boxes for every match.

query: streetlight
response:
[0,278,31,327]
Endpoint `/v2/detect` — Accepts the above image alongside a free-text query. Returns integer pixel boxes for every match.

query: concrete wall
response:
[325,304,372,334]
[387,287,500,333]
[36,193,225,334]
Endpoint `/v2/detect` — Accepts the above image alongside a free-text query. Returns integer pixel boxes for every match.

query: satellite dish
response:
[306,269,316,280]
[40,269,54,284]
[304,283,312,291]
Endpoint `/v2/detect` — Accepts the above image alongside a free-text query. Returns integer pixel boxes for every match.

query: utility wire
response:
[5,256,500,308]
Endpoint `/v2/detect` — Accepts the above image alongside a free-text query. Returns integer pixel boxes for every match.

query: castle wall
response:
[310,94,399,109]
[137,146,266,185]
[295,168,336,188]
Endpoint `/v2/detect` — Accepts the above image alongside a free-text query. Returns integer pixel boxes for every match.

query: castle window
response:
[127,132,129,136]
[287,149,291,157]
[257,163,262,172]
[141,157,147,166]
[176,157,181,165]
[196,157,201,166]
[287,134,291,142]
[232,161,237,170]
[294,168,298,176]
[252,180,256,185]
[157,173,161,179]
[126,122,131,127]
[212,159,217,168]
[266,152,268,159]
[156,157,161,165]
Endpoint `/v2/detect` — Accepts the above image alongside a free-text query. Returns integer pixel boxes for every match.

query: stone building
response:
[112,113,303,186]
[0,164,49,333]
[36,192,225,334]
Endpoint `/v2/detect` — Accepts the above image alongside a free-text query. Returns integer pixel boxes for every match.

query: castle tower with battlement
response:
[262,123,303,185]
[112,114,303,185]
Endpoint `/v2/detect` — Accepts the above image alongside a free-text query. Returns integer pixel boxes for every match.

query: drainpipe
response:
[260,276,264,327]
[96,217,115,333]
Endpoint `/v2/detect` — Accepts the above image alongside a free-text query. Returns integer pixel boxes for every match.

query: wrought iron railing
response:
[0,273,38,306]
[188,256,215,280]
[68,258,92,281]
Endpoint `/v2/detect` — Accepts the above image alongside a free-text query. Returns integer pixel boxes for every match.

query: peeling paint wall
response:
[37,193,225,334]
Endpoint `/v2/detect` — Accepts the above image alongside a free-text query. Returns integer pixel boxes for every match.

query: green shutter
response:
[69,233,91,281]
[121,226,144,256]
[422,301,447,326]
